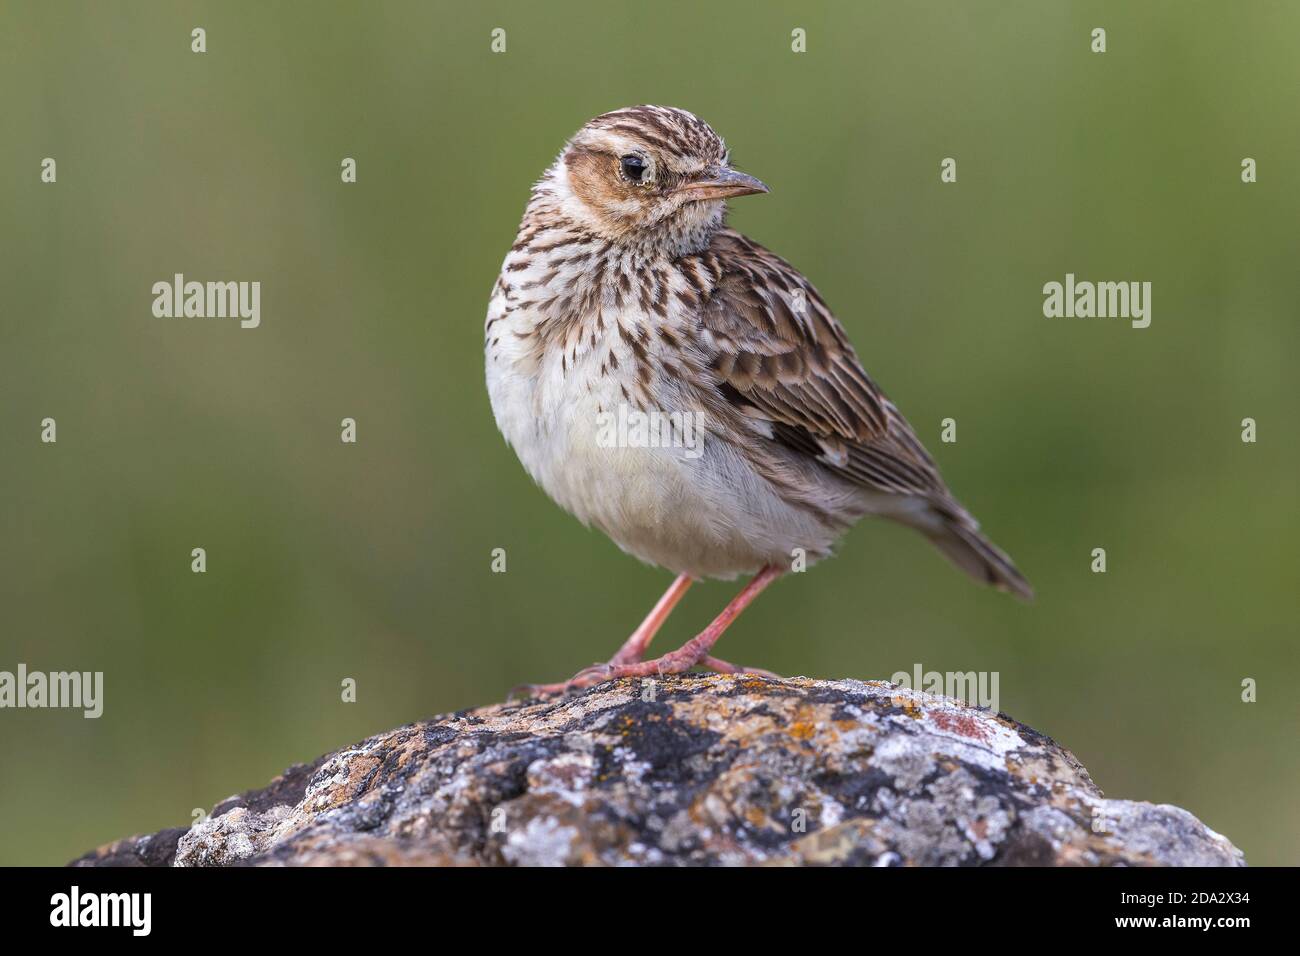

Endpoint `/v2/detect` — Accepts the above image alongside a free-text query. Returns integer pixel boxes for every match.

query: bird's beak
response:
[678,166,770,201]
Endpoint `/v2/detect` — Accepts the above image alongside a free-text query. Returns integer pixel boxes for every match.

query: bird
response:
[484,106,1031,695]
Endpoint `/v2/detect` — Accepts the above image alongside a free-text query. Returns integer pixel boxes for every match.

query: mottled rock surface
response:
[72,676,1244,867]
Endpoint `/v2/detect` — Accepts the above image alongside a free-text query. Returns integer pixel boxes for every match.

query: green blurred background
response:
[2,1,1296,866]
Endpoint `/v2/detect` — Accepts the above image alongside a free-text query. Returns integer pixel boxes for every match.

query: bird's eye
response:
[620,154,648,183]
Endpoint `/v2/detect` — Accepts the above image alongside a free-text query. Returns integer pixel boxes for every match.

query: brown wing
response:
[695,229,951,500]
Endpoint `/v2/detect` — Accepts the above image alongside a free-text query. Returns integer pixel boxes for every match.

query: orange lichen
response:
[893,697,924,719]
[789,721,816,740]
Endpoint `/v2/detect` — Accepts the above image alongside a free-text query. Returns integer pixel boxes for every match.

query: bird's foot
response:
[506,677,578,701]
[506,659,636,701]
[507,566,782,700]
[699,655,781,679]
[509,649,778,702]
[508,648,699,701]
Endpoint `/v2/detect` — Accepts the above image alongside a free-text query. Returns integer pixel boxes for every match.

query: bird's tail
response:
[904,499,1034,601]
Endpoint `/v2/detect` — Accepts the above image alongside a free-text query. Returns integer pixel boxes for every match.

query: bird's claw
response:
[565,662,613,690]
[507,662,614,701]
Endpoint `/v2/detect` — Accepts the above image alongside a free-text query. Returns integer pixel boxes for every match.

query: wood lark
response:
[485,106,1031,694]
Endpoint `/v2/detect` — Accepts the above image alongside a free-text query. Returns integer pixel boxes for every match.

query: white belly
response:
[486,338,844,580]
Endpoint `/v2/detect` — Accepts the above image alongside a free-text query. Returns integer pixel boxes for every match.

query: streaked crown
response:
[545,105,767,251]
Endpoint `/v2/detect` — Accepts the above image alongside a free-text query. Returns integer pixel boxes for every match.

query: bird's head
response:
[545,106,767,251]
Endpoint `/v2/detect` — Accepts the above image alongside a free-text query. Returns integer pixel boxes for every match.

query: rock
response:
[70,676,1245,867]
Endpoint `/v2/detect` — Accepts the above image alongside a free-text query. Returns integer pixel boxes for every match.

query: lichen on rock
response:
[71,675,1245,867]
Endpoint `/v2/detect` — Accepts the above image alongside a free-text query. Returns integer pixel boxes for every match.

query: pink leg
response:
[609,573,693,665]
[512,574,693,698]
[563,565,783,688]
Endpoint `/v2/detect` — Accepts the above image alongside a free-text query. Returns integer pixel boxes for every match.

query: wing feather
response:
[693,229,949,501]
